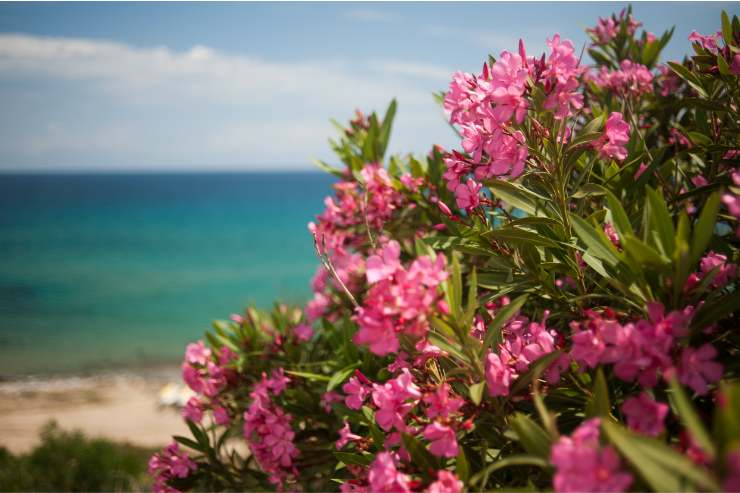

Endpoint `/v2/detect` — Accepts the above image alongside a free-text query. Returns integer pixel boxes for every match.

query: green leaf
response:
[457,447,471,484]
[377,99,397,158]
[509,413,552,459]
[449,255,463,321]
[334,452,372,467]
[173,435,205,452]
[401,433,438,473]
[622,234,671,271]
[469,455,549,487]
[487,179,546,216]
[722,11,735,49]
[605,190,632,238]
[509,350,564,396]
[469,381,486,406]
[585,367,611,418]
[668,378,716,460]
[482,294,528,354]
[463,267,478,328]
[667,61,708,98]
[570,213,620,266]
[690,192,720,265]
[312,158,346,178]
[285,370,331,382]
[603,420,720,492]
[483,227,559,248]
[327,363,360,392]
[714,381,740,452]
[645,187,676,256]
[186,420,210,449]
[691,289,740,331]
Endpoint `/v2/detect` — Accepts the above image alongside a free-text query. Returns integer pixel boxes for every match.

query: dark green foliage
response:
[0,422,154,492]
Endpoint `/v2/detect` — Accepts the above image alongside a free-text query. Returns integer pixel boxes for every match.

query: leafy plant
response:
[151,9,740,493]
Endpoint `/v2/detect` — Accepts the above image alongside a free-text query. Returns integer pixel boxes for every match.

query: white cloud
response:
[342,8,399,24]
[368,60,454,82]
[0,34,457,170]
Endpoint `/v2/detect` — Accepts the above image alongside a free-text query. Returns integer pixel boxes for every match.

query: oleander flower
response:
[551,418,633,493]
[622,393,669,436]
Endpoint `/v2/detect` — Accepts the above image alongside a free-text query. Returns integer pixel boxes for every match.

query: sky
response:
[0,2,734,172]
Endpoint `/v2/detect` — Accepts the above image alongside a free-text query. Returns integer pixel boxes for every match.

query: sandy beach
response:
[0,369,189,454]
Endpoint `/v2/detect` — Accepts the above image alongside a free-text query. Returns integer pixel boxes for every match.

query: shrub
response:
[0,421,154,492]
[151,8,740,493]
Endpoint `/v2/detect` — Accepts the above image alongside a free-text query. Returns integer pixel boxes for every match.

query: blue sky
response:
[0,2,734,171]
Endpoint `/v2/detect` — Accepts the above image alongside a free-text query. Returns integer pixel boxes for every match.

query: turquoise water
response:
[0,172,335,375]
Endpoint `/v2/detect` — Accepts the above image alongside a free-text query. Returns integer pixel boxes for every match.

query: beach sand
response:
[0,369,189,454]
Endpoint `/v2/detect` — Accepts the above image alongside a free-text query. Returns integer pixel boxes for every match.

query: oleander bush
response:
[150,9,740,493]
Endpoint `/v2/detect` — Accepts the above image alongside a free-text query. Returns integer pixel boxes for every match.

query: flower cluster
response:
[551,419,633,493]
[148,443,198,493]
[570,304,723,394]
[180,341,235,425]
[155,9,739,493]
[353,240,448,355]
[586,10,642,45]
[593,60,654,98]
[242,369,299,487]
[485,310,567,396]
[594,112,630,162]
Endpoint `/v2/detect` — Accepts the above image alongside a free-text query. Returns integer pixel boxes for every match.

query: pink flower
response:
[634,162,649,179]
[426,470,463,493]
[336,420,361,450]
[243,392,299,486]
[688,30,720,53]
[587,17,618,44]
[595,112,630,162]
[182,396,203,423]
[181,363,203,393]
[423,383,464,419]
[424,422,459,458]
[603,222,621,249]
[594,60,653,98]
[668,128,691,148]
[551,418,633,493]
[372,369,421,432]
[699,251,737,288]
[354,250,447,355]
[320,391,343,412]
[723,451,740,492]
[723,192,740,237]
[732,54,740,76]
[293,323,314,342]
[218,346,237,366]
[400,173,424,192]
[678,344,723,395]
[149,442,197,493]
[185,340,211,366]
[388,352,411,373]
[622,393,669,437]
[658,64,681,97]
[305,292,330,323]
[368,452,411,493]
[366,240,402,284]
[343,376,371,410]
[413,338,448,367]
[454,178,482,210]
[212,405,230,426]
[485,350,514,397]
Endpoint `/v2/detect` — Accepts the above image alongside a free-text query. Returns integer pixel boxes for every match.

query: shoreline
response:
[0,365,189,454]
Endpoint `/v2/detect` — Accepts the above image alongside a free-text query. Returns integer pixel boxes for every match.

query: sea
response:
[0,172,335,376]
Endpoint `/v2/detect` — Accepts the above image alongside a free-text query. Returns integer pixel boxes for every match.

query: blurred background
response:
[0,1,732,488]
